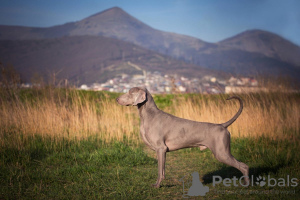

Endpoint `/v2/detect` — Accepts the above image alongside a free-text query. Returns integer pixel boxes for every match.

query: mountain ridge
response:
[0,35,223,84]
[219,29,300,67]
[0,7,299,83]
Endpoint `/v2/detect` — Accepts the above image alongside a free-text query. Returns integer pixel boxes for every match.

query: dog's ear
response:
[133,89,147,105]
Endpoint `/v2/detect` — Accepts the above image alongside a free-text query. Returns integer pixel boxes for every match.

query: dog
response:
[117,87,249,188]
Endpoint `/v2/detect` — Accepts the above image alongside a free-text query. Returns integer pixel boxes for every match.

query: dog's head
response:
[116,87,147,106]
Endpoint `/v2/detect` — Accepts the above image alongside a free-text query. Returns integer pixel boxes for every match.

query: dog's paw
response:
[152,183,161,188]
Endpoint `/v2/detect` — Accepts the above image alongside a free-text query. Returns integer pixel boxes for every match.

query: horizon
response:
[0,0,299,46]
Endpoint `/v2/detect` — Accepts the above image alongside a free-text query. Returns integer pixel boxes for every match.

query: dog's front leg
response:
[152,147,167,188]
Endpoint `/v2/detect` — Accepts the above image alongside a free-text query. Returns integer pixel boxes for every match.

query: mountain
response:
[185,30,300,78]
[67,7,215,58]
[0,7,214,59]
[219,30,300,67]
[0,7,300,82]
[0,36,221,85]
[193,46,299,77]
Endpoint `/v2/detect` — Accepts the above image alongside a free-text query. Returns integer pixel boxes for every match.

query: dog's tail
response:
[221,96,243,128]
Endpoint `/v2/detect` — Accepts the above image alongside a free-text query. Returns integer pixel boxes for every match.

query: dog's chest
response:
[139,120,156,150]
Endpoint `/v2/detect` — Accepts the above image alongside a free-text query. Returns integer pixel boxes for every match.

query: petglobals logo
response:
[180,172,210,197]
[213,175,298,187]
[179,172,298,198]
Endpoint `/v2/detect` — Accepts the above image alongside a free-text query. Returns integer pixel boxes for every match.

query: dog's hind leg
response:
[209,130,249,185]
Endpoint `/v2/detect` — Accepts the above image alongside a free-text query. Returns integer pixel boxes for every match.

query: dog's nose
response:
[116,98,119,102]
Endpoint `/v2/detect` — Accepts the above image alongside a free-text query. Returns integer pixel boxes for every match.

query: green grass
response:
[1,135,299,199]
[1,88,299,199]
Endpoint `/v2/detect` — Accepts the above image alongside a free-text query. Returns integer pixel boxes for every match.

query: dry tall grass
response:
[174,94,299,140]
[0,88,140,148]
[0,87,299,149]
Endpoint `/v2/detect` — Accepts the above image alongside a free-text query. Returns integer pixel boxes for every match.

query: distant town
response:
[78,71,264,94]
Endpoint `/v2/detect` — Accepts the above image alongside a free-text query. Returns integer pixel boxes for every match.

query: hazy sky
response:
[0,0,299,45]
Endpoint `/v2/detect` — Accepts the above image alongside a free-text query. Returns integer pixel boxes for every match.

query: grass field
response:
[0,87,299,199]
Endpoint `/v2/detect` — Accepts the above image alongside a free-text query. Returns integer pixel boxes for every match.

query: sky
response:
[0,0,299,45]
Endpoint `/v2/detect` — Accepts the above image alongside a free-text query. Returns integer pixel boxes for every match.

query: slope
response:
[0,36,221,85]
[0,7,299,80]
[219,29,300,67]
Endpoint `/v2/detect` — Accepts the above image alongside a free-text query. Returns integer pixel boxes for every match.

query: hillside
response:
[194,46,299,77]
[0,7,213,59]
[219,29,300,67]
[0,7,300,82]
[0,36,221,85]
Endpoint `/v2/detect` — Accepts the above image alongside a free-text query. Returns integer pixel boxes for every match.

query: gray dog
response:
[116,87,249,188]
